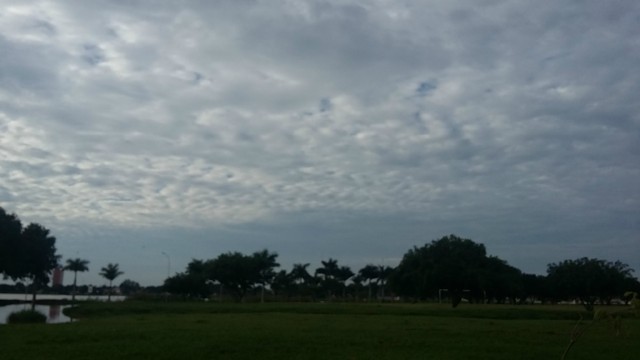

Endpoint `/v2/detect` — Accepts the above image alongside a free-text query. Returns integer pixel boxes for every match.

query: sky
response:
[0,0,638,286]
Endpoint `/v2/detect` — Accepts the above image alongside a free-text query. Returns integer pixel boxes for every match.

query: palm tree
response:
[315,258,339,280]
[316,259,340,299]
[336,266,354,298]
[290,263,312,285]
[359,264,380,301]
[253,249,279,303]
[289,263,312,300]
[99,263,123,301]
[377,266,394,301]
[64,258,89,302]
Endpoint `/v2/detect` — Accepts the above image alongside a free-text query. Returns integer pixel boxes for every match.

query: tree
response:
[547,257,636,311]
[377,265,394,300]
[315,258,341,299]
[64,258,90,302]
[520,273,550,304]
[390,234,490,307]
[119,279,141,295]
[0,207,22,277]
[359,264,380,301]
[253,249,279,303]
[290,263,312,285]
[336,266,354,298]
[0,209,59,309]
[207,252,259,302]
[479,256,522,304]
[316,258,339,280]
[20,223,60,309]
[289,263,313,300]
[270,270,294,299]
[100,263,124,301]
[164,259,211,299]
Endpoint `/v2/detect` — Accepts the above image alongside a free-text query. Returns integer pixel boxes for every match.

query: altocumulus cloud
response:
[0,0,638,285]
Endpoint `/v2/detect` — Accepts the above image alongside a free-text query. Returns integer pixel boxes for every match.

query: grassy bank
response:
[1,302,637,359]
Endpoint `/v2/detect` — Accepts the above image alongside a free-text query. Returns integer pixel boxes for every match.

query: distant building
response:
[52,266,64,287]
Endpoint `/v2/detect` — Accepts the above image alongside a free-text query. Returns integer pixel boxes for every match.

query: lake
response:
[0,293,126,302]
[0,293,126,324]
[0,304,73,324]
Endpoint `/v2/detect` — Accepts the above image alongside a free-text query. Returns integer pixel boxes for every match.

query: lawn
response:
[1,302,637,359]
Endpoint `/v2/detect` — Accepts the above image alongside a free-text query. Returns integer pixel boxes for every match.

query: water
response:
[0,304,73,324]
[0,293,126,324]
[0,293,126,302]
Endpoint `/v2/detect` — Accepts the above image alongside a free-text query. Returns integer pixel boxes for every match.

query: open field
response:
[1,302,637,359]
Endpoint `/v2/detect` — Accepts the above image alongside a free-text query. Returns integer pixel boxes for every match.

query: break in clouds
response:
[0,0,638,284]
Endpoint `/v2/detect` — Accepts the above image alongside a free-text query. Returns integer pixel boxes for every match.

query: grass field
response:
[1,302,637,359]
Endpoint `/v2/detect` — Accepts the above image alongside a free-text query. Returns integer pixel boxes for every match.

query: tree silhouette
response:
[289,263,313,300]
[207,252,258,302]
[547,257,636,311]
[290,263,312,285]
[316,258,343,299]
[21,223,60,309]
[0,207,22,277]
[316,258,339,280]
[0,209,59,309]
[359,264,380,300]
[64,258,89,302]
[119,279,141,295]
[253,249,279,303]
[336,266,354,298]
[271,270,294,298]
[377,265,394,300]
[100,263,124,301]
[390,234,488,307]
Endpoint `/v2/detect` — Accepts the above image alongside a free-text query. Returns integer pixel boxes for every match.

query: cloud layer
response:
[1,0,638,284]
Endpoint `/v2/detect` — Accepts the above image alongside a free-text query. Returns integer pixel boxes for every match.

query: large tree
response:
[1,214,60,310]
[22,223,60,309]
[390,234,492,307]
[479,256,522,304]
[64,258,90,302]
[100,263,124,301]
[547,257,636,311]
[206,252,260,302]
[0,207,23,277]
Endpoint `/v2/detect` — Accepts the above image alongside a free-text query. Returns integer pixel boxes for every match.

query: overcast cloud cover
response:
[1,0,638,285]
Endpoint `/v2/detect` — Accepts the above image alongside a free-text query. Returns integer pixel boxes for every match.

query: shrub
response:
[7,309,47,324]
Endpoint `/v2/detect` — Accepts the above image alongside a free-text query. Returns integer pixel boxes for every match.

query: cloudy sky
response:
[1,0,638,286]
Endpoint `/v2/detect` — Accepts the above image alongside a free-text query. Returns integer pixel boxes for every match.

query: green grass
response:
[0,302,637,359]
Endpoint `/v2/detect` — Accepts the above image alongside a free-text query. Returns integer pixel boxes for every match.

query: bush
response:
[7,309,47,324]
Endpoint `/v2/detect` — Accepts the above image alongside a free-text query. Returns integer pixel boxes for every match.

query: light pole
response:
[161,251,171,279]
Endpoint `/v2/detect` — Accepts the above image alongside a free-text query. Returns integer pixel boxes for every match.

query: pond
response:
[0,304,73,324]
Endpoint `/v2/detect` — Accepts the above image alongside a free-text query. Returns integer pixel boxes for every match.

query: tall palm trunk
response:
[72,271,78,302]
[108,280,113,301]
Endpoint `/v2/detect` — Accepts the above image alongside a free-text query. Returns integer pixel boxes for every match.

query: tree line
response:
[165,235,639,310]
[2,207,638,310]
[0,207,126,304]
